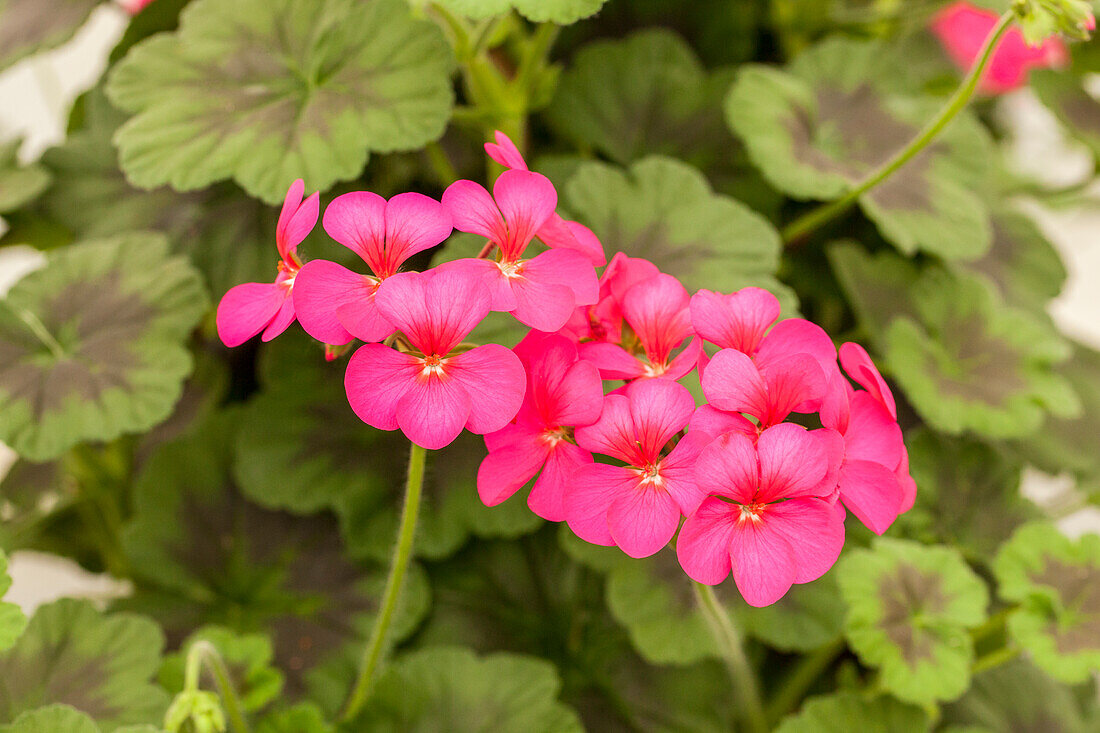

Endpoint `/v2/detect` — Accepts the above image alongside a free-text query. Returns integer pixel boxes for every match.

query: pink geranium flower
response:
[441,170,599,332]
[292,192,452,345]
[580,273,702,381]
[677,424,845,607]
[343,269,525,450]
[931,2,1069,94]
[564,379,711,558]
[477,333,604,520]
[484,131,606,266]
[560,252,660,344]
[216,179,318,347]
[117,0,155,13]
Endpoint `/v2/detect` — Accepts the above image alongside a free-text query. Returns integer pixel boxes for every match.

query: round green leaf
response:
[0,0,100,73]
[427,0,609,24]
[107,0,455,203]
[774,692,927,733]
[0,234,208,460]
[0,550,26,653]
[993,522,1100,683]
[561,156,795,310]
[837,538,988,706]
[348,646,583,732]
[0,599,169,728]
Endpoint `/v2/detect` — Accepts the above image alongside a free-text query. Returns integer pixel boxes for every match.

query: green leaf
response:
[992,522,1100,683]
[427,0,609,24]
[0,550,26,653]
[901,429,1036,559]
[0,599,169,728]
[107,0,455,203]
[121,410,430,716]
[159,626,283,713]
[827,242,920,348]
[0,0,100,72]
[1032,69,1100,158]
[0,140,50,214]
[346,646,583,732]
[561,156,796,310]
[238,335,541,561]
[727,37,993,258]
[884,268,1078,438]
[837,538,989,706]
[0,706,158,733]
[774,693,928,733]
[0,234,208,460]
[943,657,1096,733]
[255,703,331,733]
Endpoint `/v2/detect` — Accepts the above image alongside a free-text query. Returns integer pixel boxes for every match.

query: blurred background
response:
[1,2,1098,614]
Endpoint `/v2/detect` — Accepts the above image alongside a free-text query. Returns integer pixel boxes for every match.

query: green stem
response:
[693,583,767,733]
[969,606,1015,643]
[424,141,458,187]
[340,442,427,723]
[192,641,250,733]
[781,9,1016,245]
[971,644,1021,675]
[764,636,846,725]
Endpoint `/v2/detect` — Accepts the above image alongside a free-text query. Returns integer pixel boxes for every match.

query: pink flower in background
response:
[484,131,606,266]
[118,0,155,14]
[478,333,604,520]
[677,424,845,607]
[344,269,525,450]
[216,179,318,347]
[293,192,452,345]
[564,380,712,558]
[580,273,702,380]
[931,1,1070,94]
[441,170,599,332]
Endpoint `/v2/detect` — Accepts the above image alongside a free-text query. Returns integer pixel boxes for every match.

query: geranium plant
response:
[0,0,1098,731]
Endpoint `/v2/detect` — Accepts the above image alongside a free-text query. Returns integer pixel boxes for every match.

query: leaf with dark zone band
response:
[237,334,541,562]
[120,411,430,717]
[345,646,584,732]
[0,551,25,653]
[0,0,101,73]
[727,37,993,259]
[561,156,796,312]
[159,626,284,713]
[0,234,208,460]
[837,539,988,706]
[942,657,1099,733]
[993,522,1100,683]
[773,692,928,733]
[0,599,169,728]
[107,0,455,203]
[0,139,50,214]
[901,429,1037,560]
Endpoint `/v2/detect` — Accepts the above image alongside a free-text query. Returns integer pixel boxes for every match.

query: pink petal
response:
[622,274,692,366]
[478,435,550,506]
[276,179,304,243]
[216,282,284,347]
[291,260,362,345]
[603,253,661,303]
[754,318,837,372]
[664,337,703,380]
[763,497,845,583]
[838,459,903,535]
[897,446,917,513]
[627,378,695,460]
[484,130,528,170]
[700,348,770,419]
[676,497,739,585]
[660,431,712,515]
[695,430,759,505]
[529,441,591,522]
[537,215,607,266]
[810,428,846,501]
[575,394,640,465]
[689,405,756,440]
[322,191,387,267]
[345,344,420,431]
[756,423,829,503]
[508,271,580,332]
[374,269,491,355]
[442,180,508,244]
[756,353,828,425]
[607,486,682,558]
[396,371,472,450]
[336,293,393,344]
[690,287,780,353]
[436,258,517,313]
[524,336,604,427]
[381,192,453,275]
[564,463,637,546]
[447,344,526,435]
[260,291,296,341]
[276,179,319,259]
[493,170,558,260]
[729,514,798,607]
[844,392,904,469]
[839,342,897,420]
[819,367,852,434]
[524,248,599,306]
[578,342,644,380]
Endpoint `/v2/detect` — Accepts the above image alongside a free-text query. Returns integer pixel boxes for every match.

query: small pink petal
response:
[564,463,637,546]
[442,180,509,244]
[260,292,296,341]
[694,430,759,505]
[484,130,529,171]
[607,487,681,558]
[664,337,703,380]
[729,515,798,607]
[508,273,580,333]
[622,274,692,366]
[660,431,712,516]
[844,392,904,469]
[701,348,770,419]
[897,446,918,513]
[578,342,645,380]
[754,318,837,372]
[374,270,490,356]
[381,192,453,274]
[764,497,845,583]
[537,215,607,266]
[216,282,285,347]
[676,497,738,585]
[839,459,903,535]
[529,441,592,522]
[524,248,599,306]
[292,260,361,345]
[345,344,421,431]
[690,287,780,353]
[396,372,472,450]
[756,423,829,502]
[627,378,695,459]
[575,394,639,465]
[478,436,550,506]
[436,258,517,313]
[839,342,897,420]
[448,344,526,435]
[689,405,756,440]
[756,353,828,425]
[337,294,393,344]
[323,191,387,267]
[493,170,558,259]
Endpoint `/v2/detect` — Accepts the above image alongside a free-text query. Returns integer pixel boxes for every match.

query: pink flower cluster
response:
[216,132,915,607]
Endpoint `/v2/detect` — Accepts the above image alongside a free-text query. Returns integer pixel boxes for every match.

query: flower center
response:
[542,427,567,447]
[738,502,766,524]
[636,463,665,488]
[641,361,668,378]
[421,354,447,377]
[497,259,526,279]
